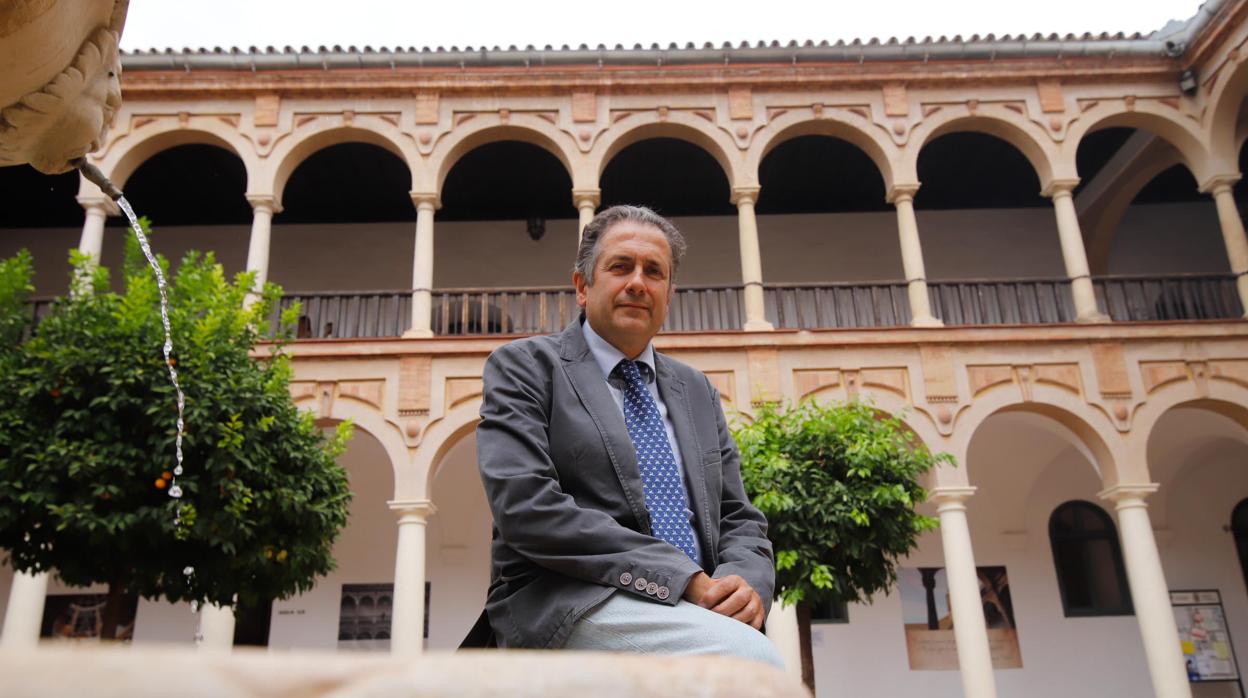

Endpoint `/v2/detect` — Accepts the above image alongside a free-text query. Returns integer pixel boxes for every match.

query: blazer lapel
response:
[558,321,651,532]
[655,353,713,561]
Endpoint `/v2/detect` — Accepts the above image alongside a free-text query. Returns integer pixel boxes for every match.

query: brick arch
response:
[267,122,417,208]
[89,120,258,195]
[1064,102,1213,185]
[950,386,1125,488]
[427,119,580,196]
[1208,52,1248,174]
[903,109,1063,190]
[416,400,484,501]
[293,393,411,500]
[746,111,900,193]
[590,113,743,189]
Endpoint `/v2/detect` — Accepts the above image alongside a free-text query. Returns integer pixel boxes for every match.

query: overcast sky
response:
[120,0,1207,52]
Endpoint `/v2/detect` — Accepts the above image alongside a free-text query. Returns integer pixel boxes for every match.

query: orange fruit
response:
[162,471,173,480]
[155,478,167,489]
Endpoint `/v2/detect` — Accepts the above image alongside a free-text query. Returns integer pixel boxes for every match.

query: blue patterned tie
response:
[614,359,701,564]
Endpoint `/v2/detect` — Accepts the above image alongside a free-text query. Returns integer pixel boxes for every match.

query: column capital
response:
[76,194,119,215]
[410,191,442,210]
[1041,178,1081,198]
[1098,482,1159,507]
[886,183,921,204]
[572,189,601,208]
[1199,173,1241,195]
[246,194,283,214]
[730,186,760,206]
[389,499,436,522]
[929,485,977,511]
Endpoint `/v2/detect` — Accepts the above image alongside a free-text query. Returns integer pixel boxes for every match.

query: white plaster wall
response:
[0,202,1231,296]
[268,426,397,652]
[425,432,493,651]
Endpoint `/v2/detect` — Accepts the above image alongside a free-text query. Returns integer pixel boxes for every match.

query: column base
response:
[742,319,775,332]
[1075,312,1111,324]
[401,329,434,339]
[910,315,944,328]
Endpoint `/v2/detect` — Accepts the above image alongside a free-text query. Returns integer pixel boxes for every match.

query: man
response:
[475,205,781,665]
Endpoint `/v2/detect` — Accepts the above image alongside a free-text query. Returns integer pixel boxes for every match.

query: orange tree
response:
[0,228,351,639]
[733,400,947,688]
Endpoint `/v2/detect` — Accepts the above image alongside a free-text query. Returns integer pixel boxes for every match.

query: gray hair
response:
[574,205,687,285]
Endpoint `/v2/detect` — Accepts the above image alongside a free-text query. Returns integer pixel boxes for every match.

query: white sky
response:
[120,0,1207,52]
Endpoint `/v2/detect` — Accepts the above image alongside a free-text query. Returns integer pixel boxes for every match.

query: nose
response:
[624,266,647,294]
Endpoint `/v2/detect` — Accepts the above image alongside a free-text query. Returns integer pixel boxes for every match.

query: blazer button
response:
[646,582,659,595]
[657,586,670,600]
[634,577,648,592]
[619,572,633,586]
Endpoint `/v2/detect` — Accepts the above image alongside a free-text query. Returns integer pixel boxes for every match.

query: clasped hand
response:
[684,572,765,629]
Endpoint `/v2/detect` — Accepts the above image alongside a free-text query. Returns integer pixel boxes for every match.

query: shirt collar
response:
[581,318,657,384]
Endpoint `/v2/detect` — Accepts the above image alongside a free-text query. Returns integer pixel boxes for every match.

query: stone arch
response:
[292,392,411,500]
[903,109,1063,190]
[951,385,1124,487]
[89,120,258,195]
[416,399,484,500]
[1080,142,1185,274]
[1207,52,1248,174]
[590,113,743,189]
[267,122,417,207]
[798,387,950,490]
[746,111,900,193]
[1064,102,1212,185]
[428,119,580,195]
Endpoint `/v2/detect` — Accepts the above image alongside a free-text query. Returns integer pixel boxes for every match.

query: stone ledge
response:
[0,646,808,698]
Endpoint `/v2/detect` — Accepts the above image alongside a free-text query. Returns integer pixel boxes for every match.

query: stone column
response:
[243,195,280,306]
[197,602,237,652]
[404,194,440,338]
[1099,484,1191,698]
[389,499,435,656]
[0,570,49,649]
[76,197,116,264]
[573,189,600,244]
[1044,179,1107,323]
[765,601,802,680]
[887,186,941,327]
[930,486,997,698]
[1206,176,1248,317]
[731,187,774,331]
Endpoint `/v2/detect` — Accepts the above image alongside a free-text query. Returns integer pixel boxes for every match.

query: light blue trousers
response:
[564,591,785,668]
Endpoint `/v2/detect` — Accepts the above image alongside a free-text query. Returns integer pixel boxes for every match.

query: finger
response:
[731,595,759,623]
[698,577,739,608]
[711,585,752,617]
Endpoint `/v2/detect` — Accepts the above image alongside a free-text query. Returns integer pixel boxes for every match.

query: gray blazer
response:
[476,320,774,649]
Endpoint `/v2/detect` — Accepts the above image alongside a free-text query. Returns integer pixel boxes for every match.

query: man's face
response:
[574,221,674,358]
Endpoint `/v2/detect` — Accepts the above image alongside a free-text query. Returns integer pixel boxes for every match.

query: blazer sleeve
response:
[706,378,776,612]
[477,342,704,605]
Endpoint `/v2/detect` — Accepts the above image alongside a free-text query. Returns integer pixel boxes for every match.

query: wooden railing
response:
[1094,273,1243,321]
[928,278,1077,325]
[18,274,1222,341]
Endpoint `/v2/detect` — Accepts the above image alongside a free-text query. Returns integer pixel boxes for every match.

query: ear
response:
[573,270,589,308]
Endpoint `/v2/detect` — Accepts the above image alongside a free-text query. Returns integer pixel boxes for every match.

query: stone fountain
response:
[0,0,129,175]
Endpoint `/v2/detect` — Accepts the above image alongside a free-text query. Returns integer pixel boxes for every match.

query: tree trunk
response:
[797,600,816,692]
[99,574,127,641]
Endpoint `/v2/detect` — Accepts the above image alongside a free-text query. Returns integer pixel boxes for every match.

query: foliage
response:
[0,220,352,611]
[733,400,949,608]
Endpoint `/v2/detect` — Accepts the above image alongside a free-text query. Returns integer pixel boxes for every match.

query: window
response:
[1233,499,1248,595]
[1049,500,1134,616]
[810,598,849,624]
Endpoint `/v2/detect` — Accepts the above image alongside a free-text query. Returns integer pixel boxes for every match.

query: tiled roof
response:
[118,1,1225,70]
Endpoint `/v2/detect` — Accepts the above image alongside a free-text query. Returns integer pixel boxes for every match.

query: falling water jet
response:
[74,158,193,581]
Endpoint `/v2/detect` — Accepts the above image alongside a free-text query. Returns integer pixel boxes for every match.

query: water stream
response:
[116,198,187,516]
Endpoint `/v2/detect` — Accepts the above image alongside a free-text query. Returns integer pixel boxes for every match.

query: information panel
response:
[1171,590,1241,683]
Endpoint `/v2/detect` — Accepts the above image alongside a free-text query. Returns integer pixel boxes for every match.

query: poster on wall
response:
[40,592,139,642]
[337,582,430,651]
[899,566,1022,670]
[1171,590,1241,683]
